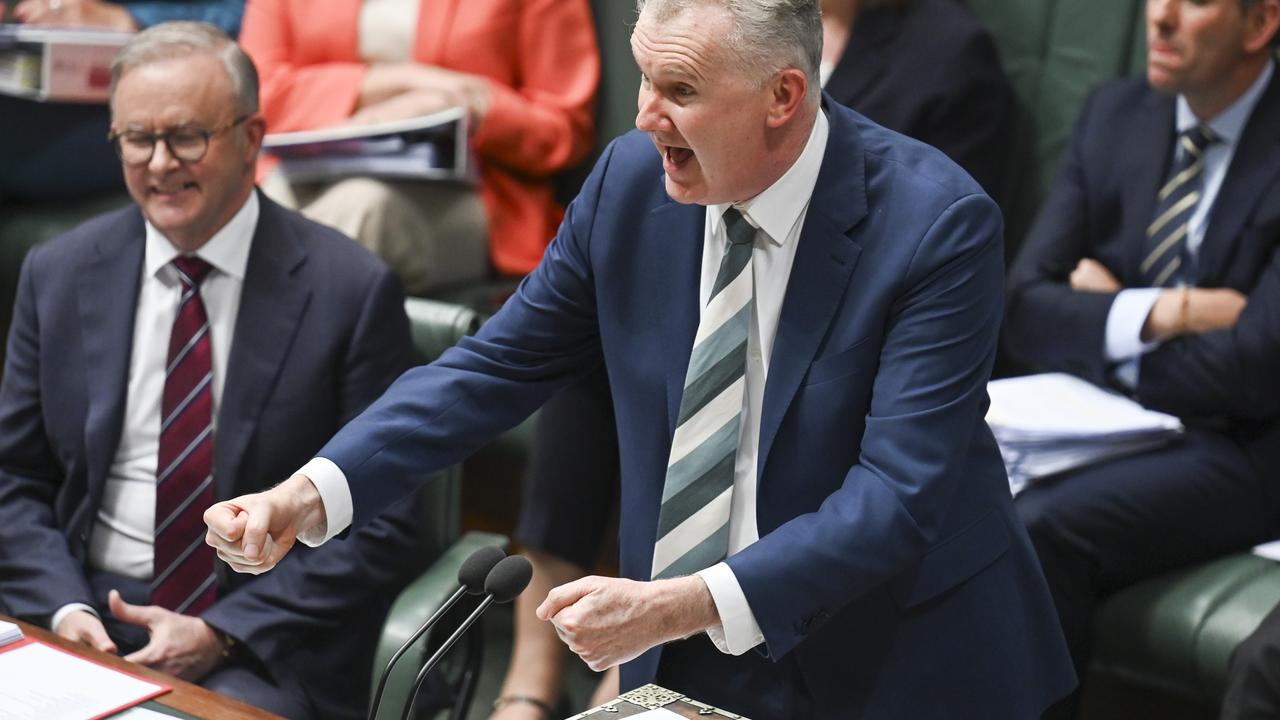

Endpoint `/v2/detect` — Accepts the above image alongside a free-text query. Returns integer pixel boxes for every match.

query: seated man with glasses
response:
[0,21,426,720]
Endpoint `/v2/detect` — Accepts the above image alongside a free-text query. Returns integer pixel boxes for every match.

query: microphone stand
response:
[399,594,497,720]
[368,584,470,720]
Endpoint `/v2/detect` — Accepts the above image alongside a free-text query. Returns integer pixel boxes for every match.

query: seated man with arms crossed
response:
[1005,0,1280,714]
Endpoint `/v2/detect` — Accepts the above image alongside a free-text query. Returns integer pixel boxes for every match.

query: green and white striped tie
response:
[651,207,755,580]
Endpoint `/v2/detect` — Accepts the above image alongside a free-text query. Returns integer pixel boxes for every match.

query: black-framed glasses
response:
[108,114,250,166]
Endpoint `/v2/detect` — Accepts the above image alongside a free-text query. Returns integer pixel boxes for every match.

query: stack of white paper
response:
[0,620,21,647]
[986,373,1184,495]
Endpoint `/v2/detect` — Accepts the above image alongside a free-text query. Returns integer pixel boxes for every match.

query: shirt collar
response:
[1176,58,1274,145]
[144,191,259,282]
[710,108,830,246]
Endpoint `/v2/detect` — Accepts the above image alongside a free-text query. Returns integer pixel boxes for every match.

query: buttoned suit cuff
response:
[51,603,98,632]
[696,563,764,655]
[294,457,353,546]
[1104,288,1163,362]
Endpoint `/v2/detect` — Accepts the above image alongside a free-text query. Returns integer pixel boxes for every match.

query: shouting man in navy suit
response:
[207,1,1076,717]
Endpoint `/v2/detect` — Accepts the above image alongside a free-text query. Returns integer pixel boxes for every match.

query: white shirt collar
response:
[144,191,259,282]
[1176,58,1274,145]
[710,109,830,246]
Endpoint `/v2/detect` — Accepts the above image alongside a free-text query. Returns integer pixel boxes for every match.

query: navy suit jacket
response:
[1006,74,1280,481]
[0,194,421,719]
[825,0,1012,199]
[319,99,1075,717]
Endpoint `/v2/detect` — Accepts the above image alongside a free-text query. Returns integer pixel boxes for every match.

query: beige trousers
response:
[262,174,490,296]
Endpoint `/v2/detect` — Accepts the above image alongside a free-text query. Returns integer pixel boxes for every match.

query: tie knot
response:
[1181,125,1217,159]
[171,256,214,288]
[722,208,756,247]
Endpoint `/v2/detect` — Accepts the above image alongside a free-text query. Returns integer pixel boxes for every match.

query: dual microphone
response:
[368,546,533,720]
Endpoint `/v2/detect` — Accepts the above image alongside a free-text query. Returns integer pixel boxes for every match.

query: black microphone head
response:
[484,555,533,603]
[459,546,507,595]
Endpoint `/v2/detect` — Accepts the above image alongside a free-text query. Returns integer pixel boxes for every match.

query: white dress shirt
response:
[52,193,258,631]
[1105,60,1273,387]
[299,112,831,656]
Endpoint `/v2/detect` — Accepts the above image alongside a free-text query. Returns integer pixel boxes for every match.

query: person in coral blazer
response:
[239,0,600,293]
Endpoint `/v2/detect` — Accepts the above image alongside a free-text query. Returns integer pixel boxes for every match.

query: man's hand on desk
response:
[204,473,326,574]
[107,590,223,682]
[536,575,719,672]
[55,609,117,655]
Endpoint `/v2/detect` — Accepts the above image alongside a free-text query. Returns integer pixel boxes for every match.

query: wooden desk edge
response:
[2,614,281,719]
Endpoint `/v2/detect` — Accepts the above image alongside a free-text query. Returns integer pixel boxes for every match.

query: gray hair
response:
[636,0,822,104]
[110,21,259,115]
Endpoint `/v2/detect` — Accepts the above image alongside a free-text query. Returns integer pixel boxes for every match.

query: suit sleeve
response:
[1138,200,1280,420]
[726,193,1007,659]
[201,266,424,662]
[469,0,599,178]
[1004,88,1118,387]
[0,246,97,621]
[316,142,619,531]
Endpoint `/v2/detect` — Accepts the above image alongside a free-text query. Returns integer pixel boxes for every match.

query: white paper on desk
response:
[626,711,686,719]
[0,640,167,720]
[1253,539,1280,561]
[0,620,22,647]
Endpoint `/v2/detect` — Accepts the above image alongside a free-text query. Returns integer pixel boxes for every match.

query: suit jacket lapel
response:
[215,195,310,498]
[78,213,146,496]
[757,101,866,482]
[1198,72,1280,284]
[650,196,706,435]
[1122,91,1176,281]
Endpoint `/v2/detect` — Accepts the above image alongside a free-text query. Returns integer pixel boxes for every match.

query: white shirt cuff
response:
[695,563,764,655]
[294,457,353,546]
[1105,288,1163,362]
[51,603,98,632]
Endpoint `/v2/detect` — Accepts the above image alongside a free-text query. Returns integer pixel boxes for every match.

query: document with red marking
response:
[0,638,169,720]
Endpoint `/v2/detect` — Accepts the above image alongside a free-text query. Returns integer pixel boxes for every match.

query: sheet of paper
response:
[0,639,168,720]
[625,710,686,719]
[0,620,22,647]
[1253,540,1280,562]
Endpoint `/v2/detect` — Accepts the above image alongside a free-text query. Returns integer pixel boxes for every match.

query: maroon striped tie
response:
[152,256,218,615]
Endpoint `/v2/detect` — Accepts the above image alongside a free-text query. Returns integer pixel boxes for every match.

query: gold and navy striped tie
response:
[1141,125,1217,287]
[651,207,755,580]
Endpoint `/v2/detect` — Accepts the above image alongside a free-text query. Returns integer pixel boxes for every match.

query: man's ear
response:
[242,114,268,160]
[1243,0,1280,55]
[765,67,810,129]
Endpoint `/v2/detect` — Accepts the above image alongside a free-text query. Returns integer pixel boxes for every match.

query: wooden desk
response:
[1,615,281,719]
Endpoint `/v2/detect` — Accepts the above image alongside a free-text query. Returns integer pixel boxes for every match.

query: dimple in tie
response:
[152,255,218,615]
[651,207,756,580]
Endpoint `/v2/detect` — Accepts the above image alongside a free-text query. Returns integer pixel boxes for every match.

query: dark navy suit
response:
[314,98,1076,719]
[0,194,422,719]
[1006,72,1280,686]
[824,0,1012,199]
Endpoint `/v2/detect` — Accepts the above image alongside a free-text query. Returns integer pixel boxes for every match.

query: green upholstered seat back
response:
[967,0,1147,255]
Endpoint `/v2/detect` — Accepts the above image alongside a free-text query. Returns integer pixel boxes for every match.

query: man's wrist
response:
[662,575,719,640]
[283,473,326,535]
